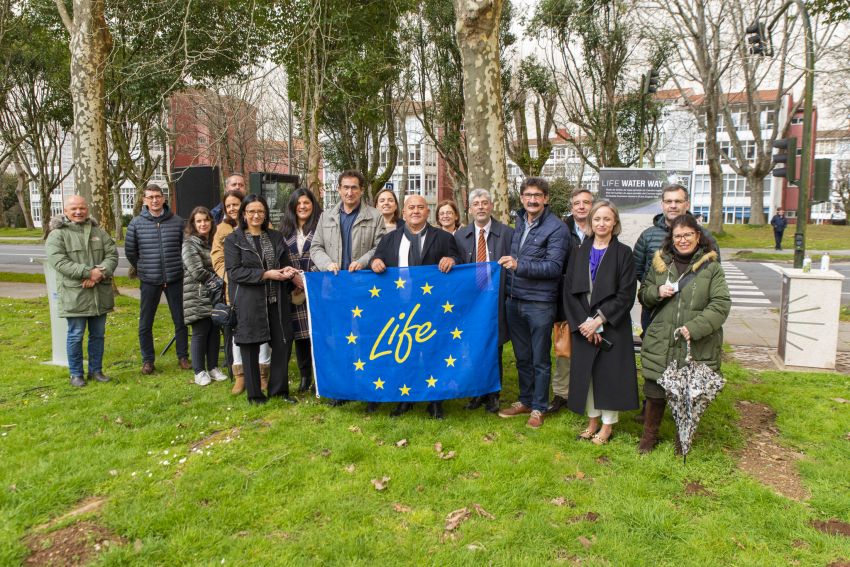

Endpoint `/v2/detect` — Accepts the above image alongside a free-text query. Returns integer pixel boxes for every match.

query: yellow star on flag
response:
[445,355,456,367]
[450,327,463,339]
[420,282,433,295]
[369,286,381,298]
[351,306,363,318]
[399,384,411,396]
[395,277,406,289]
[346,332,357,344]
[373,378,385,389]
[353,359,365,371]
[426,375,438,388]
[442,301,454,313]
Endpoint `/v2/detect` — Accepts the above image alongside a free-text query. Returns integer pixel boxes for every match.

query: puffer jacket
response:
[125,205,184,284]
[506,206,569,303]
[638,247,731,381]
[45,215,119,317]
[182,235,216,325]
[633,213,719,282]
[224,228,294,345]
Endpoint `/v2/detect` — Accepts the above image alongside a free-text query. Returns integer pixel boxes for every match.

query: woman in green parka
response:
[637,214,731,453]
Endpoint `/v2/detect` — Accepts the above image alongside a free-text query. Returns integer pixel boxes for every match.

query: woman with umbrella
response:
[637,214,731,454]
[564,200,639,445]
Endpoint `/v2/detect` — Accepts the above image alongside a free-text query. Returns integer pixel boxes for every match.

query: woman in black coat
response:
[564,200,638,445]
[224,195,301,404]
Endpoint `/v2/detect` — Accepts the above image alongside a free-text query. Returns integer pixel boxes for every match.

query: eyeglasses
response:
[522,192,545,199]
[673,232,697,241]
[245,210,266,217]
[663,199,686,206]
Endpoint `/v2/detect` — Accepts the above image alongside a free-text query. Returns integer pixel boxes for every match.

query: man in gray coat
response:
[454,188,514,413]
[310,169,385,406]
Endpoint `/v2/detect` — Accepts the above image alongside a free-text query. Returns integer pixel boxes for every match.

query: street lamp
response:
[753,1,815,268]
[638,68,660,168]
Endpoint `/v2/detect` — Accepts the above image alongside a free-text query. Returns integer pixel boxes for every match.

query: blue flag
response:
[304,263,501,402]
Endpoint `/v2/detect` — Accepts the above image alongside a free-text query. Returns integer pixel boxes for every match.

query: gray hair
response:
[468,188,492,206]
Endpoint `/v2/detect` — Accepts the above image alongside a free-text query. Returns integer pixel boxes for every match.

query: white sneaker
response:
[194,370,211,386]
[209,368,228,382]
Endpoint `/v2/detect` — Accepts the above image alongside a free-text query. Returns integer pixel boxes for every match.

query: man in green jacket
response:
[46,196,119,387]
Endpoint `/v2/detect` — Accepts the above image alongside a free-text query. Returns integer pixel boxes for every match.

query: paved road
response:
[0,244,131,276]
[731,261,850,307]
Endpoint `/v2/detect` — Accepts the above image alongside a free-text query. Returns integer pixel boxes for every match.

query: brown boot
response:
[260,364,270,392]
[638,397,666,454]
[231,364,245,395]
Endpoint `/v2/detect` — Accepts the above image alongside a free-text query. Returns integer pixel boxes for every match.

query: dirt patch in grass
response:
[190,427,241,451]
[684,481,712,496]
[34,497,107,532]
[811,519,850,537]
[736,401,809,501]
[728,346,850,374]
[24,521,125,566]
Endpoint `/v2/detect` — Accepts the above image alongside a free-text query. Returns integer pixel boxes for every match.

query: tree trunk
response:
[57,0,113,230]
[399,112,409,204]
[13,156,34,229]
[747,173,766,225]
[112,181,123,240]
[454,0,510,222]
[39,182,54,238]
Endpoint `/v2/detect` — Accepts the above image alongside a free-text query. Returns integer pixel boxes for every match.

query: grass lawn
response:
[0,228,42,238]
[1,296,849,565]
[714,223,850,250]
[0,271,139,289]
[731,251,850,263]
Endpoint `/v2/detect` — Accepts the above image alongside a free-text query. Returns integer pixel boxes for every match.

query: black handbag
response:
[212,285,238,328]
[204,274,225,305]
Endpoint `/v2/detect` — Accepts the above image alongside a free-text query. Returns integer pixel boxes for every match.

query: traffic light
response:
[643,68,660,95]
[813,158,832,202]
[746,22,770,56]
[772,137,797,183]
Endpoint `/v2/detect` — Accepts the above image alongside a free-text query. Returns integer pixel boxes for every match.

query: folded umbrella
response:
[657,330,725,462]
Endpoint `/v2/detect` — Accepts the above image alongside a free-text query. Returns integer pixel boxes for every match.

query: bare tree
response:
[504,57,558,177]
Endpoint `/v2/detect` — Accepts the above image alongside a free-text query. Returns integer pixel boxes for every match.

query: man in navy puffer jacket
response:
[125,184,189,374]
[497,177,570,429]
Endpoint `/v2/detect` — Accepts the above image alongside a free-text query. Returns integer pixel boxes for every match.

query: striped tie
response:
[476,228,486,263]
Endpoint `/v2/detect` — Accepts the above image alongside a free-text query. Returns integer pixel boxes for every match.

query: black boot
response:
[298,374,313,393]
[365,402,379,413]
[464,396,483,410]
[483,393,500,413]
[427,401,445,420]
[391,402,412,417]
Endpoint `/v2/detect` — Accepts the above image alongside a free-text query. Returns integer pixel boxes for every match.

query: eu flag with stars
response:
[304,263,501,402]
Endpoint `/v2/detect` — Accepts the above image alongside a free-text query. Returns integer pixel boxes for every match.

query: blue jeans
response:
[506,298,556,412]
[139,281,188,363]
[66,314,107,377]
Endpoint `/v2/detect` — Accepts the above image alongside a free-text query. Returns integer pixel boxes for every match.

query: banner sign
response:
[599,168,693,211]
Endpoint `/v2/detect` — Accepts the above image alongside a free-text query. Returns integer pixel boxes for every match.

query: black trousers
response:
[190,317,220,373]
[240,302,288,402]
[774,229,784,249]
[139,281,188,362]
[286,338,313,379]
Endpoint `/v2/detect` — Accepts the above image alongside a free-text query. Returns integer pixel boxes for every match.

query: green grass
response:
[0,228,42,238]
[715,223,850,250]
[841,305,850,322]
[731,251,850,263]
[1,296,849,565]
[0,271,139,288]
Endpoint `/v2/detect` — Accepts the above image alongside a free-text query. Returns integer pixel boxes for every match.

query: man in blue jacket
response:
[125,184,189,374]
[497,178,569,429]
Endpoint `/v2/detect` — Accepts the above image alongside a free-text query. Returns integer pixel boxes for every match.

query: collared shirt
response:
[572,222,587,244]
[398,230,426,268]
[339,203,360,268]
[475,220,492,262]
[519,215,539,250]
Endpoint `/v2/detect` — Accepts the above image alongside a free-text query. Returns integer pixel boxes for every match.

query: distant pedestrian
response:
[125,184,189,375]
[770,208,787,250]
[46,196,119,387]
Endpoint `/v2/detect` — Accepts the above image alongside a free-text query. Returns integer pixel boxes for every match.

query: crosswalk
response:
[723,262,772,309]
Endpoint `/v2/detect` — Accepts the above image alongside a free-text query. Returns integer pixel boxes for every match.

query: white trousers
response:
[232,342,270,366]
[585,380,619,425]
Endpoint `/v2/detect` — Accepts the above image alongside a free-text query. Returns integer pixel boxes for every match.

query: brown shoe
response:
[179,357,191,370]
[526,410,544,429]
[141,361,155,375]
[637,398,666,454]
[498,402,532,418]
[546,395,568,414]
[260,364,270,392]
[231,364,245,395]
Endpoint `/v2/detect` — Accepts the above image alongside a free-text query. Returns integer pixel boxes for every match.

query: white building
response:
[812,125,850,222]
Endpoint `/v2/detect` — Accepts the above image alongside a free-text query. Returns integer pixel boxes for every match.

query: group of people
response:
[45,170,731,453]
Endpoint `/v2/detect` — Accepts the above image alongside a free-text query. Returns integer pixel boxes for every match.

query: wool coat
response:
[285,229,315,340]
[224,227,294,346]
[564,236,639,414]
[638,248,730,381]
[181,235,217,325]
[45,215,119,318]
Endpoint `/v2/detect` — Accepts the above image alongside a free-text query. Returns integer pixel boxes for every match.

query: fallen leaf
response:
[348,425,361,434]
[596,456,610,465]
[320,448,332,457]
[371,476,390,491]
[550,497,570,507]
[467,543,485,551]
[445,507,471,531]
[569,512,600,523]
[396,439,408,448]
[344,464,356,474]
[114,417,123,424]
[8,484,16,492]
[832,398,850,404]
[482,433,496,443]
[439,450,457,460]
[392,503,411,513]
[575,471,586,480]
[471,503,494,519]
[577,535,594,549]
[434,442,443,453]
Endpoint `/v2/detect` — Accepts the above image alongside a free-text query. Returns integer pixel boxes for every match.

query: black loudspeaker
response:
[172,166,221,220]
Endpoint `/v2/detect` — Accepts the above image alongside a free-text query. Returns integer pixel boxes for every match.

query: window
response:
[408,175,422,195]
[120,186,136,212]
[551,147,566,161]
[379,146,389,167]
[424,144,437,167]
[729,108,748,131]
[693,174,711,197]
[424,175,437,198]
[695,142,707,166]
[762,110,775,130]
[408,144,421,166]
